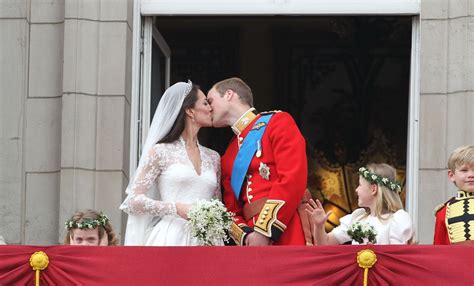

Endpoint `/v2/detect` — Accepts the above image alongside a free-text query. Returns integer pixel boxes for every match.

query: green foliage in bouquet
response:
[188,199,234,246]
[347,221,377,244]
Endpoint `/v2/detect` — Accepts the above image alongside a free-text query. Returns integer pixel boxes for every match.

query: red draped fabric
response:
[0,245,472,285]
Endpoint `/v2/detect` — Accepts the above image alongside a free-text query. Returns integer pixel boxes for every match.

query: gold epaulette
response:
[433,196,457,216]
[260,110,281,115]
[433,202,447,216]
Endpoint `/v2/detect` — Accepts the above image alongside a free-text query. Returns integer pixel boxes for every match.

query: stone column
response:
[418,0,474,243]
[0,0,64,245]
[59,0,132,243]
[0,0,29,245]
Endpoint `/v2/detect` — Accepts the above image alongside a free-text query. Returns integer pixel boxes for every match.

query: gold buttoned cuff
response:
[229,222,253,246]
[253,200,287,241]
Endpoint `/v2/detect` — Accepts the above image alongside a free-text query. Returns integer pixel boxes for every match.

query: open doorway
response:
[151,16,412,228]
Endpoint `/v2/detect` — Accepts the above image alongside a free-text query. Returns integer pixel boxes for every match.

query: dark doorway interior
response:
[152,16,412,223]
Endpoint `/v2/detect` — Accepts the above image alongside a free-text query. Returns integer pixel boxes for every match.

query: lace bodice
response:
[120,138,221,218]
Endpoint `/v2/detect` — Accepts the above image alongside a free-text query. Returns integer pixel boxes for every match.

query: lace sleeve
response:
[120,145,177,217]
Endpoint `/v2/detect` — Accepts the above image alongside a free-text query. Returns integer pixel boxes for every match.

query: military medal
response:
[259,162,270,180]
[252,122,266,131]
[256,140,262,158]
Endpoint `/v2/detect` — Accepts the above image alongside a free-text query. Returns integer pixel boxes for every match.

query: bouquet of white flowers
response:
[187,199,234,246]
[347,221,377,244]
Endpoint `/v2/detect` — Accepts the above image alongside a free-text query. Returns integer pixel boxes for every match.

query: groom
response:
[207,77,308,246]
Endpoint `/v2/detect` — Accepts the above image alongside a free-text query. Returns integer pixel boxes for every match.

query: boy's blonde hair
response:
[448,145,474,171]
[358,163,404,220]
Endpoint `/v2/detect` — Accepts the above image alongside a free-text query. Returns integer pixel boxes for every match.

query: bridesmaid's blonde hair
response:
[367,163,404,218]
[355,163,404,221]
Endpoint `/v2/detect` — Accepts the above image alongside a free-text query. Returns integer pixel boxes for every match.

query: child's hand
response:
[305,199,332,227]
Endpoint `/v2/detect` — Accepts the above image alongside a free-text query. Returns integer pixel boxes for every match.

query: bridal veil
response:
[120,80,193,245]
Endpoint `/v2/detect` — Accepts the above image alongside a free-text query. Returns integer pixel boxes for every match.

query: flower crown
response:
[358,167,402,193]
[65,213,109,230]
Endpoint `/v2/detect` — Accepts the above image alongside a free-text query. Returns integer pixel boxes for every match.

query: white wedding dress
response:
[120,137,221,246]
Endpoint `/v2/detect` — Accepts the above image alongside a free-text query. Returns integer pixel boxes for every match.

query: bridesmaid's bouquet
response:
[347,221,377,244]
[188,199,234,246]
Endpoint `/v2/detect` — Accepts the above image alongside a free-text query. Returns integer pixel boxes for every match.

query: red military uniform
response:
[433,201,451,245]
[221,109,307,245]
[434,190,474,245]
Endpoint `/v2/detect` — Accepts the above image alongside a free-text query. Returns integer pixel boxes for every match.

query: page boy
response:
[434,145,474,244]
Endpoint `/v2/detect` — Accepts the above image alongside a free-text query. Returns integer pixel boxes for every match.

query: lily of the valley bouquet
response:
[347,221,377,245]
[188,199,234,246]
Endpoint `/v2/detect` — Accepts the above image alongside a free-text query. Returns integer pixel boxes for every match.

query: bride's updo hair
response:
[158,84,200,144]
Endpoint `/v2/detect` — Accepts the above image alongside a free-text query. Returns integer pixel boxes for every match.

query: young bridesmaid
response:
[306,163,414,245]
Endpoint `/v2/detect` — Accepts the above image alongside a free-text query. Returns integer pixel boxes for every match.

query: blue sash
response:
[231,114,273,199]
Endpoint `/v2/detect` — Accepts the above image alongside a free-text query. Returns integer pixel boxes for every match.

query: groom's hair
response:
[213,77,253,107]
[158,84,200,144]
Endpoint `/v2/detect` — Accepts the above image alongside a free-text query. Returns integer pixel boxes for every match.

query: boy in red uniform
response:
[433,145,474,244]
[207,77,307,246]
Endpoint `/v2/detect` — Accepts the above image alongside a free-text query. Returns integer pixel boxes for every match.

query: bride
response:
[120,80,221,246]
